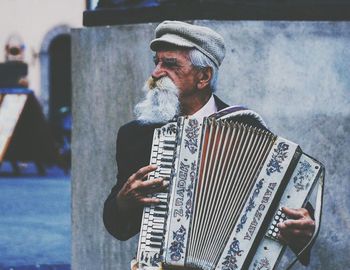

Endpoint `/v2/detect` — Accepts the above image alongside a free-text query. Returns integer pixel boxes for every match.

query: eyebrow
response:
[153,56,179,65]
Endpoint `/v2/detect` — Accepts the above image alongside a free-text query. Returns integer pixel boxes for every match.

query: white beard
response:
[134,77,180,124]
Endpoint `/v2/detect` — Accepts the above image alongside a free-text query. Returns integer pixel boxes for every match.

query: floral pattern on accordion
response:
[221,238,243,270]
[236,178,265,233]
[266,142,289,176]
[140,251,161,267]
[252,257,271,270]
[169,225,186,261]
[293,160,314,192]
[163,123,177,136]
[184,119,200,154]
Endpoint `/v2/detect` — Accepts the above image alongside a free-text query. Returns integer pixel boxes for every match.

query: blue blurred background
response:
[0,163,70,270]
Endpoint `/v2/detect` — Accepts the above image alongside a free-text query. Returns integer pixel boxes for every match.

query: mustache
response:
[146,77,157,89]
[144,76,177,93]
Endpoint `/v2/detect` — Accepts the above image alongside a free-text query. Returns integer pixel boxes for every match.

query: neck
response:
[179,89,212,116]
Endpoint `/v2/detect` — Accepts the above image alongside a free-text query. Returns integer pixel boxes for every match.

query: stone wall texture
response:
[72,21,350,270]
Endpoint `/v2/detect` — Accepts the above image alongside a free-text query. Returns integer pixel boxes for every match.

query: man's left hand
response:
[278,207,315,265]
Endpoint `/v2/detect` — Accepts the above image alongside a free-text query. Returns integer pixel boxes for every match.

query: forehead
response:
[154,49,190,61]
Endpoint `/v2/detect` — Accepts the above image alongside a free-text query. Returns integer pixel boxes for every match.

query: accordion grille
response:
[186,120,276,269]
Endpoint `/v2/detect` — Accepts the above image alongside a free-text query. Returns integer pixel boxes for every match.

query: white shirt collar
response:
[191,95,217,122]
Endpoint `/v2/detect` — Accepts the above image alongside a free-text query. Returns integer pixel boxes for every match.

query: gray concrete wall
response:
[72,21,350,270]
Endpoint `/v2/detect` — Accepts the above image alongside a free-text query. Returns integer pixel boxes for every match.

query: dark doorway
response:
[48,34,72,170]
[49,34,71,130]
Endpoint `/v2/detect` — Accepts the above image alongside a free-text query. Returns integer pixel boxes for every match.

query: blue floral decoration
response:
[169,225,186,261]
[141,251,161,267]
[266,142,289,176]
[221,238,243,270]
[293,160,313,192]
[252,257,271,270]
[163,123,177,135]
[184,119,200,154]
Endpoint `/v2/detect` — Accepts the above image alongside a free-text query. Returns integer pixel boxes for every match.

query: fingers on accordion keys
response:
[268,206,289,240]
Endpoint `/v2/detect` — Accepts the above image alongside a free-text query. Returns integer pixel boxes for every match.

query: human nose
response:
[151,62,167,80]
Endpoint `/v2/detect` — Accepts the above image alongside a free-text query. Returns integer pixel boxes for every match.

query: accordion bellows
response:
[137,108,324,270]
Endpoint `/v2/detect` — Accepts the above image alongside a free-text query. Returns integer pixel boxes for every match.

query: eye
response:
[163,58,178,68]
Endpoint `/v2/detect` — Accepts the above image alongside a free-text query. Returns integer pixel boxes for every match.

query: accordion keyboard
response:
[137,123,178,269]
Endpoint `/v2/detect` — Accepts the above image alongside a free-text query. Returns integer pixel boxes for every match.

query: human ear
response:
[197,67,212,90]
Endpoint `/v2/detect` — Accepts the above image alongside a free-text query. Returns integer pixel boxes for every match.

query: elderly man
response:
[103,21,315,268]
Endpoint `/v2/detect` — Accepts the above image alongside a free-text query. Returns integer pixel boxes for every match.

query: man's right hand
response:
[117,165,167,213]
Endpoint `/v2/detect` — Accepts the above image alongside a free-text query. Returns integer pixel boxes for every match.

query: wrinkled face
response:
[152,50,201,99]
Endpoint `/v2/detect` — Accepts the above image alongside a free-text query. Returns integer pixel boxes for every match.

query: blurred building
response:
[0,0,86,121]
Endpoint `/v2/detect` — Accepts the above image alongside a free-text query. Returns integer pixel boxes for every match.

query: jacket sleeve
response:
[295,202,315,266]
[103,124,143,240]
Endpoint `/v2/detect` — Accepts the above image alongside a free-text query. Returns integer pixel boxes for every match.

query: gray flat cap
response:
[150,21,226,67]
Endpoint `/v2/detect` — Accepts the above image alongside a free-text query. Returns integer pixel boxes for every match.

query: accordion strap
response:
[285,167,325,270]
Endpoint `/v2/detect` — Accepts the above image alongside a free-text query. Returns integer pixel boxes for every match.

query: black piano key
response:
[161,158,173,162]
[164,140,176,145]
[150,243,162,249]
[150,237,163,243]
[154,207,167,213]
[151,231,164,237]
[154,213,167,218]
[163,146,175,151]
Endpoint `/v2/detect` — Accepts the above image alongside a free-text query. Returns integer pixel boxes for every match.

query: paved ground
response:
[0,162,71,270]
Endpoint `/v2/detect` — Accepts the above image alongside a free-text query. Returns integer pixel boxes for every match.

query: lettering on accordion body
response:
[244,183,277,241]
[185,161,197,219]
[174,161,190,218]
[236,178,265,233]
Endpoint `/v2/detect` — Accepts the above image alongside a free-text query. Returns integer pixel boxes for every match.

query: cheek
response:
[166,74,182,88]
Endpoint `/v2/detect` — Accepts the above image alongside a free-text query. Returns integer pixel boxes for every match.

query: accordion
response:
[137,107,324,270]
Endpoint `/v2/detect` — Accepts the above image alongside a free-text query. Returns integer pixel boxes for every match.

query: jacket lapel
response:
[213,95,229,111]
